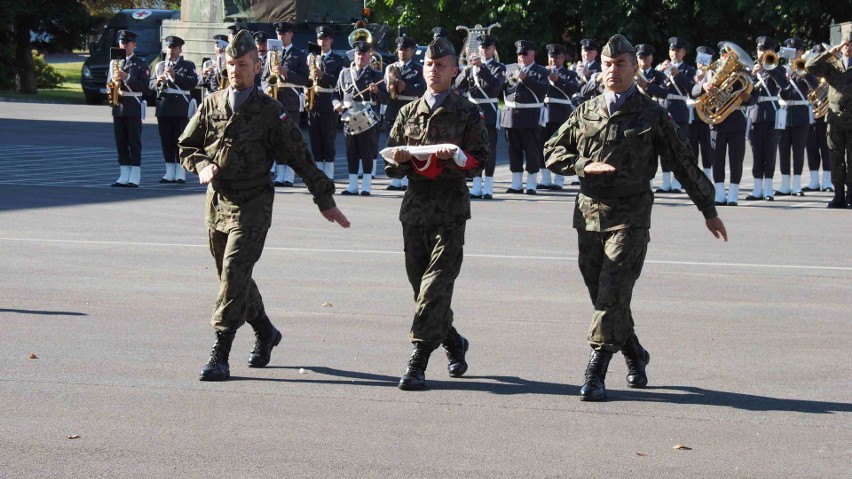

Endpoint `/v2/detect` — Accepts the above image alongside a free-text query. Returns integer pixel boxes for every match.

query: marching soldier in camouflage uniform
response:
[385,38,489,391]
[151,35,198,184]
[454,34,505,199]
[806,34,852,208]
[178,30,351,382]
[544,34,727,401]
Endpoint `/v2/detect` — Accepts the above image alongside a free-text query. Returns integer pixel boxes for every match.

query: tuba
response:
[349,27,372,48]
[694,42,755,125]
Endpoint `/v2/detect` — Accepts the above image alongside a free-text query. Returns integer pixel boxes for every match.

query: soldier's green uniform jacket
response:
[806,52,852,121]
[385,90,490,225]
[544,90,717,231]
[179,88,336,232]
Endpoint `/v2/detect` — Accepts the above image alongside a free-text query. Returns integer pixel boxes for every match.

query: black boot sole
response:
[199,370,230,381]
[248,330,283,368]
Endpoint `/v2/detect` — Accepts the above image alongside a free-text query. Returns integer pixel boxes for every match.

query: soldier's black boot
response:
[398,342,435,391]
[580,349,613,401]
[826,184,845,208]
[621,334,650,388]
[248,319,282,368]
[443,327,470,378]
[846,185,852,208]
[199,331,235,381]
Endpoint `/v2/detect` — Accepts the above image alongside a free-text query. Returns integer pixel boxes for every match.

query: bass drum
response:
[340,103,380,135]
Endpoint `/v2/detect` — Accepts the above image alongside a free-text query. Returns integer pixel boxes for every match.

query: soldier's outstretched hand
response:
[705,216,728,242]
[322,206,351,228]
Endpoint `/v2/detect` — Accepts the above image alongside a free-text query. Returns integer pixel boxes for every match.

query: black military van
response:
[81,9,179,105]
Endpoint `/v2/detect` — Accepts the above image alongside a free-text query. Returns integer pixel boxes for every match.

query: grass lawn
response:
[0,61,86,104]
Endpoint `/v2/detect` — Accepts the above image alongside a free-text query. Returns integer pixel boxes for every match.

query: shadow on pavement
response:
[0,307,87,316]
[610,385,852,414]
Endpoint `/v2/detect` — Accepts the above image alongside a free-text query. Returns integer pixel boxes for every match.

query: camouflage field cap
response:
[425,38,455,59]
[226,29,257,59]
[602,34,635,58]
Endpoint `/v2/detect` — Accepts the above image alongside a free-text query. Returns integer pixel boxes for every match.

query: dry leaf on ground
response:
[673,444,693,450]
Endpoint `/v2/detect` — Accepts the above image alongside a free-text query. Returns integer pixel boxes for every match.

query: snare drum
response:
[340,103,380,135]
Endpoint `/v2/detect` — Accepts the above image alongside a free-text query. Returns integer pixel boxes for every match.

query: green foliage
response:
[371,0,845,63]
[32,51,64,88]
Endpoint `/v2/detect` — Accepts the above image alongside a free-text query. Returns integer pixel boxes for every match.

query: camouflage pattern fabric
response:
[544,87,716,352]
[403,222,465,345]
[385,90,490,226]
[578,228,649,353]
[544,90,717,232]
[208,227,270,332]
[179,87,336,232]
[385,89,488,344]
[806,51,852,185]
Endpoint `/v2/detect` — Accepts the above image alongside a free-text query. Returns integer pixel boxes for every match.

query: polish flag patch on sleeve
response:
[279,111,289,122]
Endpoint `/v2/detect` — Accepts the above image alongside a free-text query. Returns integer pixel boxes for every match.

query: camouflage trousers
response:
[827,115,852,186]
[207,227,271,333]
[402,221,466,347]
[577,228,649,353]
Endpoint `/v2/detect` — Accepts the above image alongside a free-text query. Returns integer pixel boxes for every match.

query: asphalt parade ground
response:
[0,102,850,478]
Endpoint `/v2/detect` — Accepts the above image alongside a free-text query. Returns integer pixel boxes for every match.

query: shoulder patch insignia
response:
[279,111,289,122]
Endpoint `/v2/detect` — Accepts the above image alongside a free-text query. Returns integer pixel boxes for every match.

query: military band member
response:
[178,30,349,381]
[777,38,815,196]
[386,35,426,191]
[502,40,549,194]
[540,43,579,190]
[333,41,388,195]
[263,22,310,186]
[455,34,505,199]
[109,30,150,188]
[746,36,789,201]
[151,36,198,184]
[694,42,756,206]
[200,35,229,97]
[575,38,602,86]
[806,33,852,208]
[385,38,488,390]
[544,34,727,401]
[308,26,346,180]
[690,46,716,178]
[804,43,832,192]
[226,23,247,41]
[252,31,269,89]
[577,39,604,103]
[655,36,697,193]
[634,44,668,100]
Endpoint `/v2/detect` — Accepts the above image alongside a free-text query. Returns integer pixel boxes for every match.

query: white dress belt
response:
[758,96,779,102]
[314,87,335,93]
[544,97,573,105]
[468,97,499,104]
[777,99,810,106]
[394,95,419,101]
[667,94,689,101]
[119,91,143,97]
[163,88,190,95]
[504,100,543,109]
